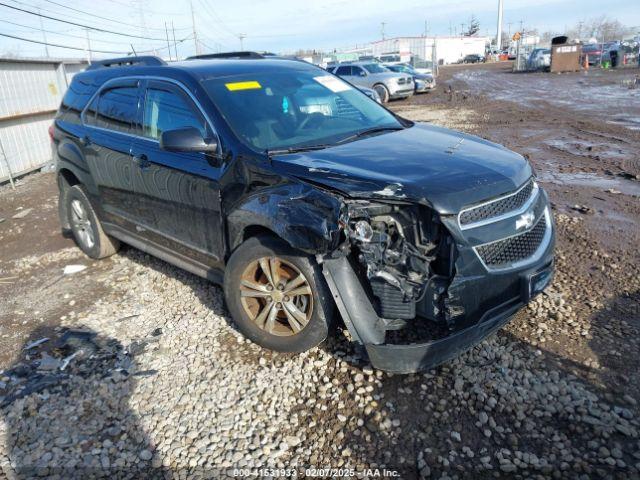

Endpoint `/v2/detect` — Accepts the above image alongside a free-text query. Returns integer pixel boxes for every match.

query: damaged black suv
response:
[52,53,554,373]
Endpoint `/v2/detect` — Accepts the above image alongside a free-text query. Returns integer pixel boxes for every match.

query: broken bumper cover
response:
[322,243,554,374]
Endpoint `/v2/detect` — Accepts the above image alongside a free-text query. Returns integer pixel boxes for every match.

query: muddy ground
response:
[0,62,639,479]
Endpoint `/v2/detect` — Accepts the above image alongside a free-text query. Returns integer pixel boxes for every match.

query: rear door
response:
[129,79,224,267]
[81,79,141,228]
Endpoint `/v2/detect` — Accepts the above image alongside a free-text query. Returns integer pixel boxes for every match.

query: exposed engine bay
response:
[344,200,455,326]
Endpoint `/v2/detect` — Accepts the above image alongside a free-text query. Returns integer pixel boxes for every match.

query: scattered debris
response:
[23,337,50,350]
[0,217,5,223]
[132,369,159,377]
[571,204,592,214]
[60,351,81,371]
[605,188,621,194]
[151,327,163,337]
[37,353,62,371]
[11,208,32,219]
[63,264,87,275]
[117,314,141,322]
[0,275,18,284]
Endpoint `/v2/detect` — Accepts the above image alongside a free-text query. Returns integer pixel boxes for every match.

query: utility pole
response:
[164,22,172,61]
[449,21,452,36]
[381,22,386,40]
[171,21,178,60]
[190,0,201,56]
[423,20,428,37]
[37,8,49,57]
[496,0,503,51]
[238,34,246,50]
[84,28,92,63]
[461,23,466,36]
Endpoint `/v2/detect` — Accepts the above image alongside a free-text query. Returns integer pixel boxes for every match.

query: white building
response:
[369,36,490,66]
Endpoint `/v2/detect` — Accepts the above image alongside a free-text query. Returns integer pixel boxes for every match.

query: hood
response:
[270,123,532,214]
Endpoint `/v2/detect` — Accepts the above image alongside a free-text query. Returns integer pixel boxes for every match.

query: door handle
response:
[132,154,150,168]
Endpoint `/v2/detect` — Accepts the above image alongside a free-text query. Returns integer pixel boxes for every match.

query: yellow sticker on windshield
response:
[225,81,262,91]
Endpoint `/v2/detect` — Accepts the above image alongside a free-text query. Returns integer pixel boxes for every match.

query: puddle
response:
[537,171,640,197]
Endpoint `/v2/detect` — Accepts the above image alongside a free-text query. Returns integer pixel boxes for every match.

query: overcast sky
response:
[0,0,638,59]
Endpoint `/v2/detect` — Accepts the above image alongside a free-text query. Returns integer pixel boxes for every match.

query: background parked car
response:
[384,63,436,93]
[461,54,485,64]
[581,43,603,65]
[527,48,551,70]
[330,62,414,102]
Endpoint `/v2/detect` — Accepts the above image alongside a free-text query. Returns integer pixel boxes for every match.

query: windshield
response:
[201,67,402,152]
[362,63,389,74]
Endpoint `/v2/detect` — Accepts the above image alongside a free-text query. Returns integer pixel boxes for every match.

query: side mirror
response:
[160,127,218,154]
[359,70,367,77]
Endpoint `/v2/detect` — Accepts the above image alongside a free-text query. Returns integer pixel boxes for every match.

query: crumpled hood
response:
[270,123,532,214]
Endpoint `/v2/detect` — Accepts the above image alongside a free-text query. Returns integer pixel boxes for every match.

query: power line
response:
[0,18,138,45]
[0,30,193,55]
[0,1,170,40]
[0,31,129,53]
[42,0,169,33]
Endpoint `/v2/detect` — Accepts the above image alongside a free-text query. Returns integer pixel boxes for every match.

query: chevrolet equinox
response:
[52,53,555,373]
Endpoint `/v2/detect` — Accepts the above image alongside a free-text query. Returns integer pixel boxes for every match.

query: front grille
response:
[460,179,535,226]
[476,213,547,268]
[398,78,406,85]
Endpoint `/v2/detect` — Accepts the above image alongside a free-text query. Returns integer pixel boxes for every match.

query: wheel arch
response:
[57,167,82,232]
[226,183,344,258]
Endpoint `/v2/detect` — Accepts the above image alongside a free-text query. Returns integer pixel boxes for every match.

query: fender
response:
[226,182,344,255]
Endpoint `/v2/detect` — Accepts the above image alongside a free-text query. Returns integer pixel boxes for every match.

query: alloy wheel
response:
[70,199,95,249]
[239,257,313,337]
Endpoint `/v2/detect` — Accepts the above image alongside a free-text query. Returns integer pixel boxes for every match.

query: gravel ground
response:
[1,63,639,479]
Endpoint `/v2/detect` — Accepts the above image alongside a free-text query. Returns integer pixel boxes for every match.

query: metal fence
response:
[0,57,87,185]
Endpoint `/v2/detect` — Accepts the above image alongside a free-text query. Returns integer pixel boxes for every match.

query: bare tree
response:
[465,15,480,37]
[567,16,633,41]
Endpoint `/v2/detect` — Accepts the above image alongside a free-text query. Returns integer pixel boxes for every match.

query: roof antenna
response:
[130,44,137,56]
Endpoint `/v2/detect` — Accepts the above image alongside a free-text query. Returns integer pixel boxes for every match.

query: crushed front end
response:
[321,178,555,373]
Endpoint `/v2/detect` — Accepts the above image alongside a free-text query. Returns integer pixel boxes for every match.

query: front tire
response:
[373,83,390,103]
[66,185,120,259]
[224,235,334,353]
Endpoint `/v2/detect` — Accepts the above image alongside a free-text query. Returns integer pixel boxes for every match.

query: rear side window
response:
[142,88,206,140]
[335,66,352,76]
[93,87,139,133]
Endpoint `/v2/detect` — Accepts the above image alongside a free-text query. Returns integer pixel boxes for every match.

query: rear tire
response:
[373,83,390,103]
[224,235,334,353]
[66,185,120,259]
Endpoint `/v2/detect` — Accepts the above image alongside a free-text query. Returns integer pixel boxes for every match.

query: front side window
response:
[201,66,404,152]
[362,63,388,74]
[94,87,138,133]
[142,87,206,140]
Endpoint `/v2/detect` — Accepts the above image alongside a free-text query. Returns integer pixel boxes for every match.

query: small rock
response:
[139,450,153,461]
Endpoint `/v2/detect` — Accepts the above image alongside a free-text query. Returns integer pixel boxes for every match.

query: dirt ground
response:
[0,62,639,479]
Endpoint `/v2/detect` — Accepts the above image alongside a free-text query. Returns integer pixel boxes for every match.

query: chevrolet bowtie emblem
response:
[515,211,535,230]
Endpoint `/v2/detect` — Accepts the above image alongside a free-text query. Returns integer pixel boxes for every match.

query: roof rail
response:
[86,56,166,71]
[186,51,269,60]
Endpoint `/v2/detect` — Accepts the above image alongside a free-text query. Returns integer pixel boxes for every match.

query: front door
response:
[82,79,141,228]
[130,79,224,268]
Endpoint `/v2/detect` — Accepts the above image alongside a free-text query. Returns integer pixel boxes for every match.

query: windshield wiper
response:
[335,126,404,145]
[267,144,332,156]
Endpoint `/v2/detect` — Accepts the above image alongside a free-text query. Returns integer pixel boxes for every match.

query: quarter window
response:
[335,66,352,76]
[142,88,206,140]
[94,87,138,133]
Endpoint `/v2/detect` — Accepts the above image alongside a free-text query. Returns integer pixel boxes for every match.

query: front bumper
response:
[322,188,555,374]
[323,254,554,374]
[388,84,414,99]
